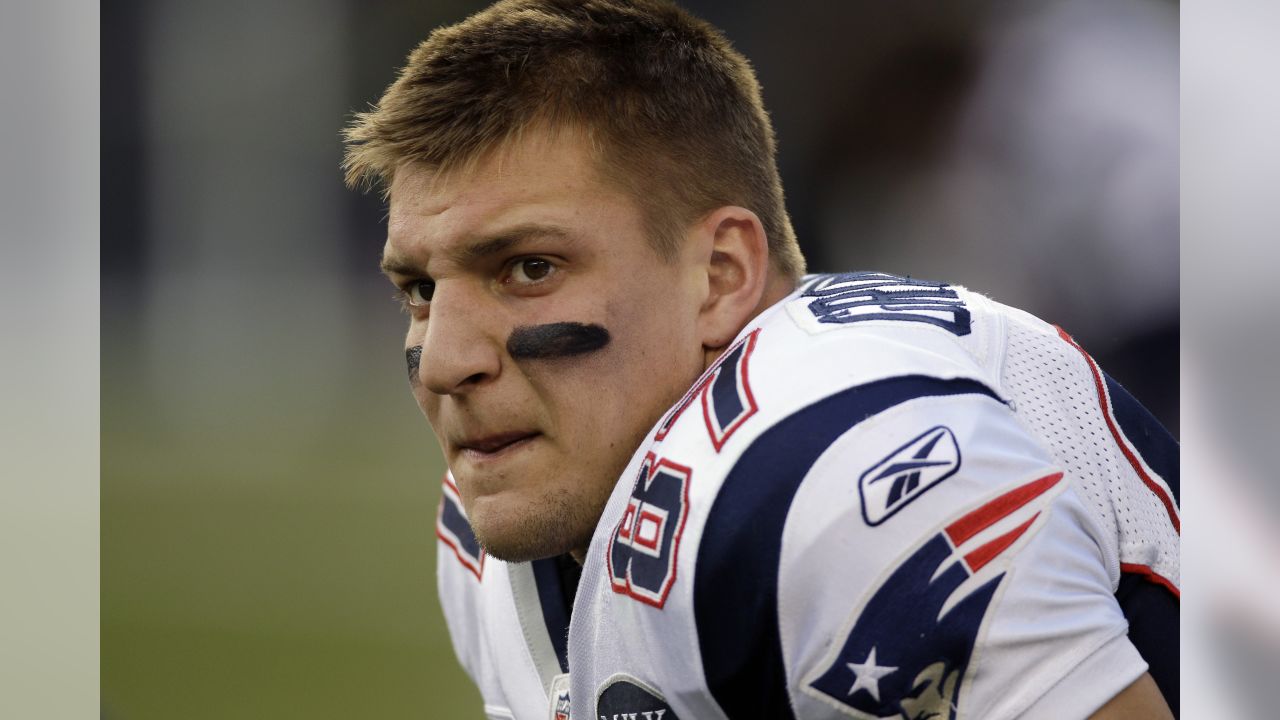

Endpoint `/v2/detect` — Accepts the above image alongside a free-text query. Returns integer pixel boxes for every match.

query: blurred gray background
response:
[101,1,1181,717]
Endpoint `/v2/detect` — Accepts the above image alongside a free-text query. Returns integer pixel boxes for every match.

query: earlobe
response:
[697,206,771,351]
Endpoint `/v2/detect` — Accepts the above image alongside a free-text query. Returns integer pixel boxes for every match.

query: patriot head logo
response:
[805,471,1064,720]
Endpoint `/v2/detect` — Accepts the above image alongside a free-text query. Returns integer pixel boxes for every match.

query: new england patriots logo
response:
[805,471,1064,719]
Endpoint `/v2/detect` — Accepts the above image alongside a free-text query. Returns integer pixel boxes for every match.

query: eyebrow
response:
[380,224,574,277]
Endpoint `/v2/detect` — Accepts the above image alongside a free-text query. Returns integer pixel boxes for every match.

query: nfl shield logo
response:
[548,673,571,720]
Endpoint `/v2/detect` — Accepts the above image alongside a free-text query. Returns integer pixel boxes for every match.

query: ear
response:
[694,206,771,351]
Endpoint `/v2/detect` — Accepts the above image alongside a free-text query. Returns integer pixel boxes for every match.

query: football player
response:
[343,1,1178,718]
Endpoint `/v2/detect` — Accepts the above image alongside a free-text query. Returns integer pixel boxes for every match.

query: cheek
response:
[556,318,697,426]
[416,391,442,424]
[607,300,700,373]
[520,294,701,426]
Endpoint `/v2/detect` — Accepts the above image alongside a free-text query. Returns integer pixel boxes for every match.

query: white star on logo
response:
[846,647,898,701]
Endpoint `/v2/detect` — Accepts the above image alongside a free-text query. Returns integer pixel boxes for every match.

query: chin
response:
[475,523,589,563]
[469,490,596,563]
[479,536,572,563]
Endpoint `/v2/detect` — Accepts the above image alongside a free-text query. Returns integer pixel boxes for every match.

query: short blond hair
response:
[343,0,805,279]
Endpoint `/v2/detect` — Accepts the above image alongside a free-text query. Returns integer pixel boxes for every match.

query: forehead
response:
[386,129,623,248]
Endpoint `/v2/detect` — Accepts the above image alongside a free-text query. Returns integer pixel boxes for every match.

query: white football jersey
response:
[437,272,1180,720]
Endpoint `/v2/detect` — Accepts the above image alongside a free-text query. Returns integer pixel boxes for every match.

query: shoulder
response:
[652,271,1144,718]
[650,270,1015,578]
[687,373,1045,718]
[611,270,1015,621]
[687,385,1141,719]
[584,272,1158,718]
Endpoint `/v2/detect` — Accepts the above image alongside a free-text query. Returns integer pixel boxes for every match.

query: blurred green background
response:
[103,1,485,712]
[102,324,477,717]
[102,0,1177,717]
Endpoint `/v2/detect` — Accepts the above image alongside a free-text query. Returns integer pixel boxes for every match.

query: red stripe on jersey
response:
[1120,562,1181,599]
[437,472,485,581]
[435,523,485,581]
[963,512,1040,572]
[946,472,1063,546]
[701,329,761,452]
[1055,326,1181,534]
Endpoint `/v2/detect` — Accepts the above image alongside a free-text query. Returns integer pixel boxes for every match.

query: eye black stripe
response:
[506,322,610,359]
[406,345,423,378]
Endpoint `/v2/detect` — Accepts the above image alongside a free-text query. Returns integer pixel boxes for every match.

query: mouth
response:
[456,431,541,460]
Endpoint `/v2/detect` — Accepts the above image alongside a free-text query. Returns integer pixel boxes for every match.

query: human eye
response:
[503,257,558,286]
[395,279,435,309]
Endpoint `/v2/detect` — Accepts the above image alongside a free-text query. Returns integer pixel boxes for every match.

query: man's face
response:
[383,130,709,562]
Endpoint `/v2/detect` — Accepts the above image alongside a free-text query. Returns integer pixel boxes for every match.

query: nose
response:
[416,282,502,395]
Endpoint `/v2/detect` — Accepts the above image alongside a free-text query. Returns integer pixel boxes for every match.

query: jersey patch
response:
[595,675,679,720]
[607,453,692,608]
[805,471,1064,720]
[791,272,972,336]
[437,475,485,581]
[860,425,961,526]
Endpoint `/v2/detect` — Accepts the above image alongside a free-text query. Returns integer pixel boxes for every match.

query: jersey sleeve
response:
[692,382,1145,720]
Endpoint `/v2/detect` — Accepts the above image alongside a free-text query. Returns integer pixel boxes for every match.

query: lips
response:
[456,431,540,456]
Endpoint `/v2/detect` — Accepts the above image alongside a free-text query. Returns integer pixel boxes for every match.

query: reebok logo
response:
[860,426,960,526]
